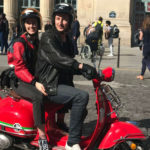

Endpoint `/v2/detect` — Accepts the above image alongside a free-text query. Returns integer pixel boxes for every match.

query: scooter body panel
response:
[0,96,36,137]
[98,121,146,149]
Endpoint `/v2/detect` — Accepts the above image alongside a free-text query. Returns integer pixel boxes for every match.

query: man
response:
[36,3,97,150]
[71,15,80,55]
[88,17,103,67]
[93,16,103,44]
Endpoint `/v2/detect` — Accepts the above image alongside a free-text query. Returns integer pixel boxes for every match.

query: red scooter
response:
[0,67,148,150]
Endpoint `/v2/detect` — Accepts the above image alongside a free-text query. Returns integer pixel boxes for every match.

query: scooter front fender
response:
[98,121,146,149]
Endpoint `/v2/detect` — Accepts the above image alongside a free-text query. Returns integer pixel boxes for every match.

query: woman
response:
[104,20,114,57]
[10,8,49,150]
[137,16,150,80]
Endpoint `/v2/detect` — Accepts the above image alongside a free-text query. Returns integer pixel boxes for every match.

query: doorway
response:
[0,0,3,14]
[130,0,145,46]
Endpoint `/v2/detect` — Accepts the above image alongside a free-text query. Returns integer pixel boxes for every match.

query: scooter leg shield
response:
[98,121,146,149]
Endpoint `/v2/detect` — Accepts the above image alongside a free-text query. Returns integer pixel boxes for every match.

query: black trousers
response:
[12,81,89,144]
[72,38,79,55]
[141,57,150,75]
[11,81,45,127]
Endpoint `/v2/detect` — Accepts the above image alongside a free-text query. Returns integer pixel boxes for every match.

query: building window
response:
[0,0,3,14]
[134,1,145,30]
[131,0,145,46]
[0,0,3,6]
[55,0,77,11]
[19,0,40,11]
[136,1,144,12]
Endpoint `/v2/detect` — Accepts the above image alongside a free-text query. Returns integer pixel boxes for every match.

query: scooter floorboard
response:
[52,146,66,150]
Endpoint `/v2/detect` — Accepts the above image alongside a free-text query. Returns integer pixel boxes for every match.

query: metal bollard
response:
[117,38,121,68]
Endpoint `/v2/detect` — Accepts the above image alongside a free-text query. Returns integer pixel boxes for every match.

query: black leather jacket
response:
[36,27,80,95]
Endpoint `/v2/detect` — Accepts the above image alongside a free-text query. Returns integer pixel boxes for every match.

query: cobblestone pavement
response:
[0,45,150,148]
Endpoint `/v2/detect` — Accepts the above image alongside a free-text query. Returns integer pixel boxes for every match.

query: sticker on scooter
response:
[13,123,22,132]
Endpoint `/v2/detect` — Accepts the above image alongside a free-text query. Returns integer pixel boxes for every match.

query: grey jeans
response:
[49,84,89,145]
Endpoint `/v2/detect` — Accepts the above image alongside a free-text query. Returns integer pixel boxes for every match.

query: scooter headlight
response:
[126,141,137,150]
[130,143,136,150]
[101,67,115,82]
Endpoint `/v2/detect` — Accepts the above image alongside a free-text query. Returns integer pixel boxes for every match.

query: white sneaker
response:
[107,54,113,56]
[65,143,81,150]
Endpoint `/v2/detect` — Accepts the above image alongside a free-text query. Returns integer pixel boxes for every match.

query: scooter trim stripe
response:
[0,121,13,127]
[0,129,37,136]
[0,121,36,131]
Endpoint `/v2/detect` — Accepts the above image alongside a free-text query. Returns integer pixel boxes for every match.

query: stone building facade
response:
[0,0,148,46]
[77,0,147,46]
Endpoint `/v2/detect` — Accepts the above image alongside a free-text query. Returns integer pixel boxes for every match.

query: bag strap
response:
[15,37,26,46]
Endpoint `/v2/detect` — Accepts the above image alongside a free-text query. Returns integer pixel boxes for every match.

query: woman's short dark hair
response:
[99,16,103,22]
[106,20,111,26]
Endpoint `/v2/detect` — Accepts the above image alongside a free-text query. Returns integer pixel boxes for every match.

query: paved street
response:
[0,44,150,147]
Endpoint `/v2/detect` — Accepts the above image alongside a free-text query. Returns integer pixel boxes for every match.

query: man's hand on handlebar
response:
[35,82,48,96]
[80,63,98,80]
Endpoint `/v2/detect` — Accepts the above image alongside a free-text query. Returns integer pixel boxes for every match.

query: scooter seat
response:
[9,89,22,99]
[9,89,63,111]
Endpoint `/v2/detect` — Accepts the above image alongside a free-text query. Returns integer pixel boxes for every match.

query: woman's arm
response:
[13,42,35,84]
[139,30,143,41]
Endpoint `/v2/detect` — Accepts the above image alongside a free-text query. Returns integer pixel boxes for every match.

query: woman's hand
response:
[35,82,47,96]
[73,36,76,40]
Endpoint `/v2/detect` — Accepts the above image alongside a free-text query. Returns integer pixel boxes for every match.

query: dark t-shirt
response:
[58,39,74,86]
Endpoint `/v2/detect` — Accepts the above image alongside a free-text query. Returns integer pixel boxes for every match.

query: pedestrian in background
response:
[83,22,95,38]
[104,20,114,56]
[7,23,21,50]
[2,13,9,54]
[137,16,150,80]
[44,20,52,31]
[90,17,103,67]
[12,23,21,39]
[71,15,80,55]
[92,16,103,45]
[0,14,5,54]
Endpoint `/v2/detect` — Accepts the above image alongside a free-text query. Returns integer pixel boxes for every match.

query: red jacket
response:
[10,34,37,84]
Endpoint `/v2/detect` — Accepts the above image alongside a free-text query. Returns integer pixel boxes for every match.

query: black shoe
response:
[57,122,69,132]
[38,139,49,150]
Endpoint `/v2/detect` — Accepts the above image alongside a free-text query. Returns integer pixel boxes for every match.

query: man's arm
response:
[39,32,80,70]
